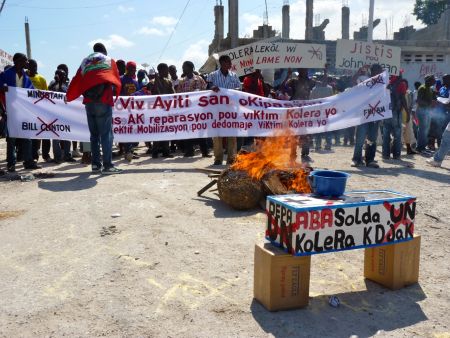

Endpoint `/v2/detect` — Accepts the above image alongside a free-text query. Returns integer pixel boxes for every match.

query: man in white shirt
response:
[207,55,241,165]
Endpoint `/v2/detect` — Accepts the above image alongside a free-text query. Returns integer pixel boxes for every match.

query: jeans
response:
[53,140,71,160]
[434,123,450,163]
[315,133,332,149]
[382,110,402,158]
[7,137,32,167]
[344,127,355,145]
[85,102,113,169]
[416,108,431,151]
[300,136,310,157]
[352,121,379,164]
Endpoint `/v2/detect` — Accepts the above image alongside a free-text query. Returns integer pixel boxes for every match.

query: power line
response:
[156,0,191,63]
[7,0,133,10]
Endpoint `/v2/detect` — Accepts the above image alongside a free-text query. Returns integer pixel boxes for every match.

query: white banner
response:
[219,40,327,76]
[6,72,391,142]
[0,48,13,72]
[335,39,401,75]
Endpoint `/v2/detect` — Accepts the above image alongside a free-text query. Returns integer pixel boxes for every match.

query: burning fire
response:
[231,131,312,193]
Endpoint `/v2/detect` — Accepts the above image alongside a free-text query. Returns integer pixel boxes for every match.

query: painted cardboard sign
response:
[265,190,416,256]
[218,44,255,77]
[401,62,449,89]
[252,42,326,70]
[335,39,401,75]
[218,41,327,76]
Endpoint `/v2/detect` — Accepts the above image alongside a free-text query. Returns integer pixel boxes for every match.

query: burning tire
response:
[217,169,263,210]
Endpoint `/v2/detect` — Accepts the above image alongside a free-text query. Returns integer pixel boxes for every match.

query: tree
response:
[413,0,449,25]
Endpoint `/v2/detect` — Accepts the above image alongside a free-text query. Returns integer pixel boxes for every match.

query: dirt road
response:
[0,141,449,337]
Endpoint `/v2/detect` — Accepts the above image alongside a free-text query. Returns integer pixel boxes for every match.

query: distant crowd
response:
[0,42,449,175]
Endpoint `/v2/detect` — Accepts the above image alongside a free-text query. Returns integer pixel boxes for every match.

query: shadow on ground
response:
[194,196,261,218]
[251,281,427,338]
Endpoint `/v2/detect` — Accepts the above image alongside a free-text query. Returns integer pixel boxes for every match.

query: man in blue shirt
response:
[0,53,41,171]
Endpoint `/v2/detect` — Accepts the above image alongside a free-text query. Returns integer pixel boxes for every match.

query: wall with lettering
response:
[401,61,450,88]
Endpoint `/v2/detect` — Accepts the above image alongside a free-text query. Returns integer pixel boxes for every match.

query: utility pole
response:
[367,0,374,42]
[25,17,32,58]
[0,0,6,15]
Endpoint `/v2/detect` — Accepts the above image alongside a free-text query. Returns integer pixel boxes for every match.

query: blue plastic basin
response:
[308,170,350,197]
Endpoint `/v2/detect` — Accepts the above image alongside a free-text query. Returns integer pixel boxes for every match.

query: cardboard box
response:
[364,235,421,290]
[254,243,311,311]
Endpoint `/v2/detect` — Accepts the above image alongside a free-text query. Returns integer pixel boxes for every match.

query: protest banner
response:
[335,39,401,75]
[0,48,13,71]
[252,42,326,69]
[6,71,391,142]
[266,190,416,256]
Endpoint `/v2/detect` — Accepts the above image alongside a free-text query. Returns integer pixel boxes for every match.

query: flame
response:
[231,130,311,193]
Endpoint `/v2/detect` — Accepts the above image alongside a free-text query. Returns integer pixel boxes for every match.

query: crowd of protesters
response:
[0,45,449,175]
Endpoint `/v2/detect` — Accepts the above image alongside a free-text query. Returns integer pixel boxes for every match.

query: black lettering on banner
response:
[334,229,346,249]
[334,208,345,227]
[363,226,373,245]
[405,202,416,220]
[405,223,414,238]
[323,235,333,250]
[390,204,403,223]
[375,224,385,244]
[386,223,395,242]
[295,233,305,254]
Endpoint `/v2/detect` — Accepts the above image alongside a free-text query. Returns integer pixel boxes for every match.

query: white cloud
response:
[118,5,134,13]
[136,26,174,36]
[137,27,166,36]
[151,16,177,27]
[88,34,134,50]
[181,39,209,69]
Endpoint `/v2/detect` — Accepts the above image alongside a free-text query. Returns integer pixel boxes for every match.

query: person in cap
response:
[0,52,41,171]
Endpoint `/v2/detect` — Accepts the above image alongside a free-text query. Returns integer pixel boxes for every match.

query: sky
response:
[0,0,425,81]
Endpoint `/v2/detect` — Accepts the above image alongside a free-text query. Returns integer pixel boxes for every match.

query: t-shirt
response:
[15,73,23,88]
[177,74,206,93]
[288,77,314,100]
[417,85,435,108]
[120,75,139,96]
[48,81,68,93]
[242,76,264,96]
[207,69,241,90]
[29,74,48,90]
[310,84,333,99]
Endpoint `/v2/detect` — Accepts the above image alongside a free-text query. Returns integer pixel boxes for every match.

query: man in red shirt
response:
[66,43,122,174]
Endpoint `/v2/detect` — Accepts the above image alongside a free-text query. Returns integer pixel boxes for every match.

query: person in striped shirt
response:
[206,55,241,165]
[177,61,211,158]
